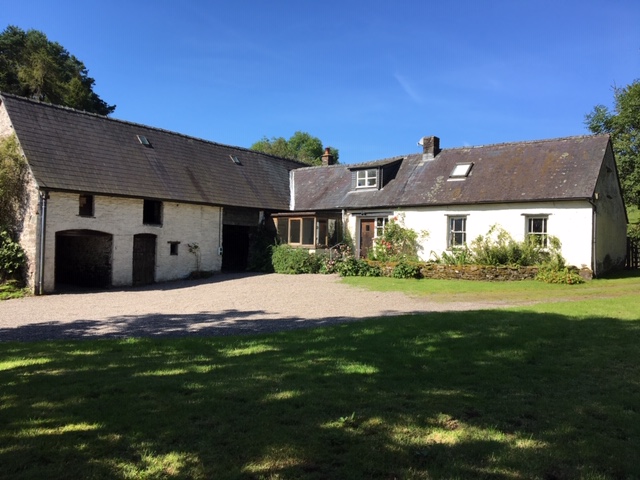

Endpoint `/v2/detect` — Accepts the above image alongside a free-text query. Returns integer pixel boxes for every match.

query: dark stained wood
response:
[133,234,156,285]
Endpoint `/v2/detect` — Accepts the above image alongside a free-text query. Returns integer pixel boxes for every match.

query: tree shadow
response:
[0,309,639,479]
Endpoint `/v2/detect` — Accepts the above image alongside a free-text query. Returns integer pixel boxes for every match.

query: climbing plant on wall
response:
[0,134,27,282]
[0,134,26,232]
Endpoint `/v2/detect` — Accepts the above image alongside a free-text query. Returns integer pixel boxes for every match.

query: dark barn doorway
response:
[133,234,156,286]
[222,225,250,271]
[55,230,113,289]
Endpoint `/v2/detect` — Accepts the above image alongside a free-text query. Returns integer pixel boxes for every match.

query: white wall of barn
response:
[41,192,222,292]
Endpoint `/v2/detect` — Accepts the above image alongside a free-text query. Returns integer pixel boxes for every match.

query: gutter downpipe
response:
[37,190,48,295]
[589,198,597,277]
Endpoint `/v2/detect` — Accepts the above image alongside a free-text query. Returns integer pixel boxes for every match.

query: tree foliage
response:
[0,25,115,115]
[585,79,640,208]
[251,131,339,166]
[0,135,26,233]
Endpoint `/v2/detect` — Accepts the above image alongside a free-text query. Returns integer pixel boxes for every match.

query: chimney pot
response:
[321,147,335,166]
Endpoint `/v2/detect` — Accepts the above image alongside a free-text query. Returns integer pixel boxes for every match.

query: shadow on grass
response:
[1,310,639,479]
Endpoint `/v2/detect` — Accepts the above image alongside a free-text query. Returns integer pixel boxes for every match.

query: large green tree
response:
[251,131,339,166]
[0,25,115,115]
[585,79,640,208]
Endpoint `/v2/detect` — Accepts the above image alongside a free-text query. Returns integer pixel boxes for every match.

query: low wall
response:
[419,264,538,281]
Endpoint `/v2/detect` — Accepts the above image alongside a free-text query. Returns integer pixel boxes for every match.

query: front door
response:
[133,234,156,285]
[359,219,375,258]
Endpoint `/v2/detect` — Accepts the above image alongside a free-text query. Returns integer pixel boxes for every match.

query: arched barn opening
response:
[55,230,113,289]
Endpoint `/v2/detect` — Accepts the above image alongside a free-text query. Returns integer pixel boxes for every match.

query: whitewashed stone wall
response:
[347,201,597,270]
[40,192,222,292]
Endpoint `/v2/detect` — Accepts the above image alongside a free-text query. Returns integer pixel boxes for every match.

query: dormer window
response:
[356,169,378,188]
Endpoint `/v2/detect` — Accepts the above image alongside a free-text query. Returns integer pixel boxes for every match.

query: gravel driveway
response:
[0,273,509,342]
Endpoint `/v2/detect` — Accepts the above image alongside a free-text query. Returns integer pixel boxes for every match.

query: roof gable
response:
[1,94,304,209]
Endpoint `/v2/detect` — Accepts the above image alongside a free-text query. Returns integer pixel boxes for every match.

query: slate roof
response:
[292,135,611,211]
[1,94,304,210]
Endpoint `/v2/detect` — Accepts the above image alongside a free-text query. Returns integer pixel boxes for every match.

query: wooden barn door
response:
[359,219,375,258]
[133,234,156,285]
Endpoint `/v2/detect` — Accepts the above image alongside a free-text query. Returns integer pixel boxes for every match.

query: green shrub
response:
[430,248,473,265]
[0,230,25,282]
[368,214,426,262]
[247,224,277,272]
[334,257,381,277]
[535,264,584,284]
[271,244,322,274]
[470,225,547,266]
[392,262,421,279]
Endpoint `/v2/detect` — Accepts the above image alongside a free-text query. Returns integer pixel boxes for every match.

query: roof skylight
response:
[450,162,473,178]
[137,135,151,147]
[230,155,242,165]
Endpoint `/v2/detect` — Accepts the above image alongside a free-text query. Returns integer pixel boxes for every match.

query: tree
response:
[0,25,115,115]
[251,131,339,165]
[585,80,640,208]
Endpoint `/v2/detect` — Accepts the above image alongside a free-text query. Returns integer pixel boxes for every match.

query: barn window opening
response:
[79,194,94,217]
[169,241,180,255]
[143,200,163,226]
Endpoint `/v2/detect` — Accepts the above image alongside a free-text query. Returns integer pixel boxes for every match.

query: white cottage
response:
[286,136,628,276]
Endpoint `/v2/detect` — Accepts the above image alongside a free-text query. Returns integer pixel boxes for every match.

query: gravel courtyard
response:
[0,273,510,342]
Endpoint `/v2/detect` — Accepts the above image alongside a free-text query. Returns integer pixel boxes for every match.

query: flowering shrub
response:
[369,214,426,262]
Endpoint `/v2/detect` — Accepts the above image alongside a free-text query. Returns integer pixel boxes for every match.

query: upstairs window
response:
[143,200,163,226]
[526,216,548,247]
[79,194,94,217]
[356,169,378,188]
[448,216,467,248]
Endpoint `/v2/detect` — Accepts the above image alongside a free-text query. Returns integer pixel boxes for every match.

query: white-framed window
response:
[448,216,467,248]
[375,217,388,237]
[356,169,378,188]
[526,216,548,247]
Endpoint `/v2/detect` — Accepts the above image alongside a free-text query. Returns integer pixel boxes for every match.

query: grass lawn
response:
[1,274,640,479]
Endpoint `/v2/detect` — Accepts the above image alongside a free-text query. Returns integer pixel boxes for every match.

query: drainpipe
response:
[589,198,597,276]
[37,190,48,295]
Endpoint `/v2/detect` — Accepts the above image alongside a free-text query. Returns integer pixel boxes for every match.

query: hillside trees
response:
[0,25,115,115]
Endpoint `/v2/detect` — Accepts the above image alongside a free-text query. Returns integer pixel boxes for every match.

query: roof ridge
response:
[0,92,308,167]
[440,134,608,152]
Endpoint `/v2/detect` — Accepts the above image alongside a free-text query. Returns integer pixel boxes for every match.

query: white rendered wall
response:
[348,201,595,269]
[41,192,222,292]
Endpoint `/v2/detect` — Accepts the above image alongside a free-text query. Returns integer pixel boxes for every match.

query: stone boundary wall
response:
[418,264,539,281]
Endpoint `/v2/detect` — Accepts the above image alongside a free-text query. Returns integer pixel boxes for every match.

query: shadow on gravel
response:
[53,271,267,295]
[0,309,365,342]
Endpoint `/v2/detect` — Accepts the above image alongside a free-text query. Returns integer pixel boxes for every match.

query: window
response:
[448,216,467,248]
[449,163,473,178]
[289,219,301,244]
[356,169,378,188]
[169,241,180,256]
[376,217,388,237]
[526,216,548,247]
[79,194,94,217]
[287,218,315,246]
[302,218,314,245]
[143,200,163,226]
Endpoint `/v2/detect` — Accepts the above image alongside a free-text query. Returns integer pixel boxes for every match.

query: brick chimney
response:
[420,136,441,160]
[321,147,335,166]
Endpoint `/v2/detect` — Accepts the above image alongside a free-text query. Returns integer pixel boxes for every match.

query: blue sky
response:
[5,1,640,164]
